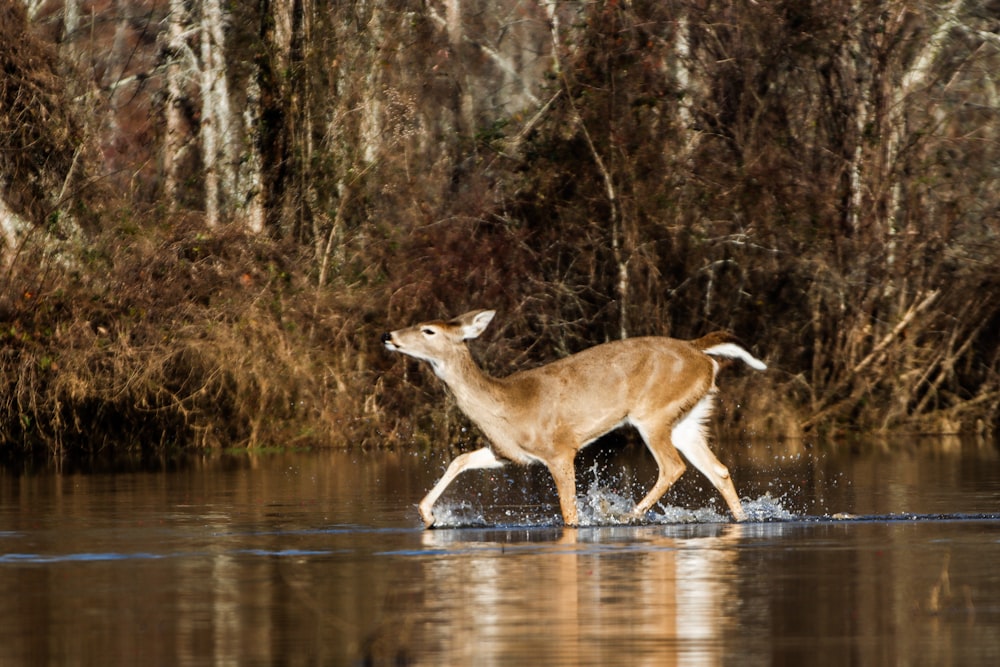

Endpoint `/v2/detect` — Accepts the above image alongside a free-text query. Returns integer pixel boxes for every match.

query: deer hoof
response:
[419,506,436,529]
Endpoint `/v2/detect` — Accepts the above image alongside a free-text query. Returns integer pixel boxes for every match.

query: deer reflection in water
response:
[362,524,744,665]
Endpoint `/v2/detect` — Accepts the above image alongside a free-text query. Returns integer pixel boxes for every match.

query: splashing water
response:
[580,487,797,526]
[578,485,637,525]
[576,460,799,525]
[427,483,798,528]
[426,501,493,528]
[740,494,798,522]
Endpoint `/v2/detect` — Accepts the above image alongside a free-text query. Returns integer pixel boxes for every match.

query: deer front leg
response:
[547,455,579,526]
[418,447,505,528]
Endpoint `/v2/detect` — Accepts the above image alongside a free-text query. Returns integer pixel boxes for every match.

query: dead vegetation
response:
[2,221,354,456]
[2,1,1000,459]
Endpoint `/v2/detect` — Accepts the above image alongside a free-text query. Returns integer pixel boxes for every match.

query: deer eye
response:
[422,328,436,336]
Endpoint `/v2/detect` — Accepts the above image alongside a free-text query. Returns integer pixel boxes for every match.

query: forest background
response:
[1,0,999,460]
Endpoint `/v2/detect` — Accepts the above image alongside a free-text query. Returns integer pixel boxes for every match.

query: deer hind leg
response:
[671,394,747,522]
[418,447,505,528]
[632,421,687,520]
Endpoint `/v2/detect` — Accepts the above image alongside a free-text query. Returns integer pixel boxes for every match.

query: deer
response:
[382,309,767,528]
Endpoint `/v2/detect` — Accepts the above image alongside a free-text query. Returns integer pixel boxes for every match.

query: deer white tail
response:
[692,331,767,371]
[703,342,767,371]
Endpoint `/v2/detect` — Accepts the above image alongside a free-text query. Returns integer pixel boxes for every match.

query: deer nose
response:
[381,332,392,344]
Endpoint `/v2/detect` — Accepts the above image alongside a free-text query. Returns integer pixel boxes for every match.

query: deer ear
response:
[458,309,496,339]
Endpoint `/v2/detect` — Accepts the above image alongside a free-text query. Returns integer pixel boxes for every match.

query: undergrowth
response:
[0,220,382,457]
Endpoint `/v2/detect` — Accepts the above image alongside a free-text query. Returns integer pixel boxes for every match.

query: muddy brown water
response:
[1,436,999,666]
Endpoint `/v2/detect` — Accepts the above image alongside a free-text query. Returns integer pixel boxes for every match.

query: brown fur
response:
[384,309,767,527]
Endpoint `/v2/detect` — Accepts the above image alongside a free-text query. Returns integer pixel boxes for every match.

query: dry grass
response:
[0,220,376,457]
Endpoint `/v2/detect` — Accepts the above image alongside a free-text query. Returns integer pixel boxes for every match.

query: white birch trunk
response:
[240,74,265,233]
[199,4,219,225]
[57,0,82,89]
[63,0,79,52]
[358,7,384,164]
[164,0,189,208]
[672,12,703,161]
[443,0,462,45]
[543,0,561,73]
[844,3,872,234]
[199,0,236,227]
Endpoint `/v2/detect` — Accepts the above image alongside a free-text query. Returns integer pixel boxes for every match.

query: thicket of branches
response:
[1,0,999,458]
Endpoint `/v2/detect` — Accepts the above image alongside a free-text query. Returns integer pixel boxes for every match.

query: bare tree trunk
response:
[199,0,236,227]
[63,0,80,59]
[240,74,265,233]
[672,9,703,161]
[358,7,384,165]
[235,32,266,233]
[100,0,132,187]
[842,2,871,236]
[163,0,189,208]
[444,0,474,135]
[199,5,220,226]
[297,2,320,248]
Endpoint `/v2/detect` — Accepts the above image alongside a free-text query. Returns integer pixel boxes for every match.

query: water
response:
[1,437,999,665]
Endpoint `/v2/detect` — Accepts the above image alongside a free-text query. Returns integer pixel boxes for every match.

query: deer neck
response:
[432,345,538,465]
[435,349,507,419]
